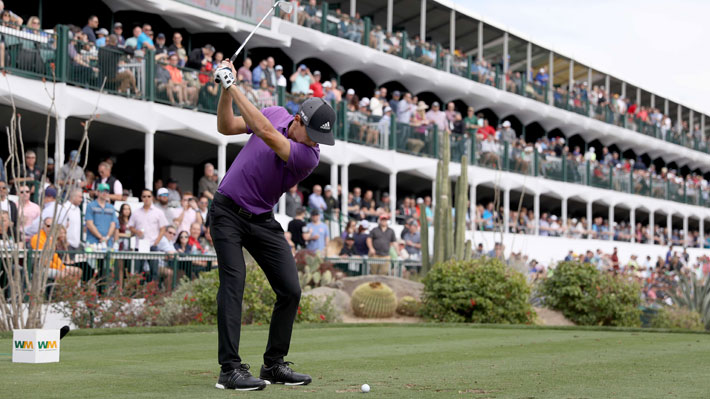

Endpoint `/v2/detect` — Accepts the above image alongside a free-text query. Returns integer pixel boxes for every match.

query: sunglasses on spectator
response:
[44,224,51,228]
[141,195,152,198]
[0,186,6,190]
[20,190,30,194]
[179,235,188,239]
[166,231,176,235]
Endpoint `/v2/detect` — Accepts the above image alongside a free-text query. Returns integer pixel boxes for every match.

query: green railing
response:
[4,249,217,292]
[325,257,422,278]
[0,23,56,80]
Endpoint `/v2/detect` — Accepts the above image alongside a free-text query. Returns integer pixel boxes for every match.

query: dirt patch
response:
[341,314,423,324]
[534,306,575,326]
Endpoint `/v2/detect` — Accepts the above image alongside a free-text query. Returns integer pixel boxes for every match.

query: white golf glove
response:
[215,67,235,90]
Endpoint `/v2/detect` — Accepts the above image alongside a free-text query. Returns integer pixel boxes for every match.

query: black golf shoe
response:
[215,364,267,391]
[260,361,312,386]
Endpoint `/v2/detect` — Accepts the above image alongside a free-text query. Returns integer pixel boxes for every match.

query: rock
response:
[303,287,351,315]
[331,276,424,301]
[533,306,575,326]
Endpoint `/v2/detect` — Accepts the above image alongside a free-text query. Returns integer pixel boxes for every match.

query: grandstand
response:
[1,0,709,269]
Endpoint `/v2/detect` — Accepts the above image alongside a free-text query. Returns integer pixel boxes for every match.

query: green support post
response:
[629,168,633,194]
[400,31,408,59]
[363,17,371,46]
[55,25,68,82]
[521,125,526,142]
[321,2,329,33]
[649,174,653,197]
[585,160,590,186]
[520,72,527,96]
[562,152,567,182]
[435,43,442,69]
[666,180,670,201]
[277,86,285,107]
[608,164,613,190]
[470,133,476,165]
[495,64,501,88]
[433,125,439,159]
[503,141,509,171]
[467,55,472,80]
[145,49,155,101]
[683,180,687,203]
[389,117,396,150]
[534,148,539,177]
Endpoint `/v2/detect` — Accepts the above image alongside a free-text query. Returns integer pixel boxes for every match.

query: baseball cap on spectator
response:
[69,150,80,162]
[502,120,511,127]
[324,185,332,191]
[359,98,369,107]
[114,22,123,28]
[432,101,440,108]
[346,234,355,241]
[299,64,307,70]
[97,183,110,192]
[157,33,165,39]
[382,192,389,198]
[47,157,54,165]
[416,197,424,204]
[313,70,321,76]
[306,89,314,95]
[157,187,169,197]
[45,187,57,198]
[204,44,215,52]
[358,220,369,229]
[379,214,390,221]
[323,81,332,88]
[346,88,355,95]
[393,90,401,97]
[97,28,109,36]
[384,106,392,113]
[275,65,283,71]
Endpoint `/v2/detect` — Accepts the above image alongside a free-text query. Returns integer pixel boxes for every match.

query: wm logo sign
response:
[38,341,57,350]
[14,341,34,349]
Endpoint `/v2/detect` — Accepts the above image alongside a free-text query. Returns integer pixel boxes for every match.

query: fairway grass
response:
[2,324,710,398]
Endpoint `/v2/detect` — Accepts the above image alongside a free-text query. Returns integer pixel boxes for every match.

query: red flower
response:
[190,297,196,302]
[319,314,326,321]
[184,294,189,301]
[297,307,302,315]
[470,299,476,307]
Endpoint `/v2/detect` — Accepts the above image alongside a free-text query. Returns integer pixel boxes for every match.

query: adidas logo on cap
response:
[320,121,331,130]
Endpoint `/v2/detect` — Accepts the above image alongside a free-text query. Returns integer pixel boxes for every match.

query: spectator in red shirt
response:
[309,70,324,98]
[477,118,496,140]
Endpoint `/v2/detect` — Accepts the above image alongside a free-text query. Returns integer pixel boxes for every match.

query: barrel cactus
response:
[396,296,423,316]
[351,282,397,318]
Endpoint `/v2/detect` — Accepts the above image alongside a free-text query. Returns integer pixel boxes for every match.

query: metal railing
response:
[325,257,421,278]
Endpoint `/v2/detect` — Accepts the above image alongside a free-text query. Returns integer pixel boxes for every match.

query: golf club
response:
[229,1,294,64]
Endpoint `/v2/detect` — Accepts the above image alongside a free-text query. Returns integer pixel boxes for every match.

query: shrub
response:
[396,296,422,317]
[540,261,642,327]
[650,306,704,330]
[158,264,339,326]
[666,273,710,330]
[421,257,533,324]
[52,274,166,328]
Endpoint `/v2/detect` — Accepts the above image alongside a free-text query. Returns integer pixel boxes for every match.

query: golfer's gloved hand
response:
[215,67,235,90]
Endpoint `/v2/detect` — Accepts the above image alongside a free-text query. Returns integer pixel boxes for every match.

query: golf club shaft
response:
[229,2,280,63]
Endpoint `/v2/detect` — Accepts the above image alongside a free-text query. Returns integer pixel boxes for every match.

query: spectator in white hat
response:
[370,89,384,117]
[323,81,335,102]
[95,28,109,47]
[274,65,287,87]
[498,120,516,144]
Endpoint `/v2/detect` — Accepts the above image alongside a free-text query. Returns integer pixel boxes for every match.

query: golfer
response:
[211,61,335,391]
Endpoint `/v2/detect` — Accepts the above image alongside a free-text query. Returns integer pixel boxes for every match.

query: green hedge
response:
[540,262,642,327]
[650,306,704,331]
[421,257,533,324]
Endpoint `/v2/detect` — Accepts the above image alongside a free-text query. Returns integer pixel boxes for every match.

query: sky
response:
[456,0,710,117]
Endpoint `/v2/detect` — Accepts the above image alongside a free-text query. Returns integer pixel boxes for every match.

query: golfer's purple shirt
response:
[218,106,320,214]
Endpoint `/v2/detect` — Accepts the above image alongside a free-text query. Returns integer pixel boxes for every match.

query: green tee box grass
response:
[2,324,710,398]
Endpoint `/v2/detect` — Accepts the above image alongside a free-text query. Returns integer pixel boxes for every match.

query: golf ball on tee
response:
[361,384,370,393]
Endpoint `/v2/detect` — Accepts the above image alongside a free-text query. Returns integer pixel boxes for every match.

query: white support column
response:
[683,215,689,247]
[586,201,593,240]
[477,22,483,61]
[503,188,510,234]
[689,110,694,131]
[636,87,641,105]
[386,0,393,34]
[605,75,610,95]
[568,59,574,91]
[664,98,669,116]
[630,208,636,243]
[648,211,655,243]
[526,42,532,80]
[700,218,705,249]
[667,213,672,243]
[621,82,626,99]
[144,131,154,190]
[561,197,567,229]
[278,194,286,217]
[350,0,356,17]
[420,0,426,41]
[608,204,614,241]
[502,32,509,91]
[677,104,682,127]
[587,68,592,90]
[340,164,349,218]
[534,193,540,235]
[650,94,655,109]
[54,115,66,182]
[330,163,338,201]
[548,51,554,105]
[217,143,226,183]
[702,114,706,134]
[389,172,397,218]
[449,9,456,54]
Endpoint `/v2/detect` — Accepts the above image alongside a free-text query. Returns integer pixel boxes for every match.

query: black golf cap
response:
[297,97,336,146]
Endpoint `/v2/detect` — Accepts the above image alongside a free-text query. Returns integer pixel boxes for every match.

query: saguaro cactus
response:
[419,198,430,274]
[455,154,469,260]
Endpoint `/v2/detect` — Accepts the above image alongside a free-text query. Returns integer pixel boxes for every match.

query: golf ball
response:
[361,384,370,393]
